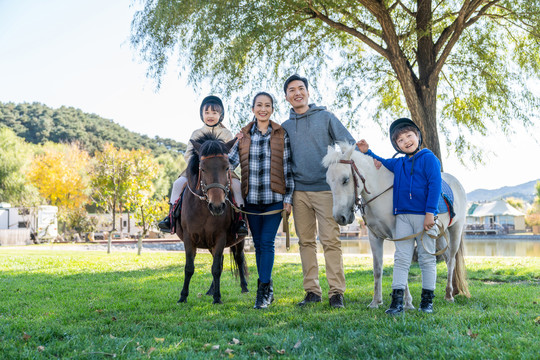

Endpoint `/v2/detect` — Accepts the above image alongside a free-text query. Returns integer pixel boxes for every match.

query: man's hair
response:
[202,101,223,115]
[283,74,309,94]
[391,125,420,144]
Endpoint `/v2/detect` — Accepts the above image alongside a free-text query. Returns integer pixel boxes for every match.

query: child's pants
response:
[169,176,244,207]
[392,213,437,291]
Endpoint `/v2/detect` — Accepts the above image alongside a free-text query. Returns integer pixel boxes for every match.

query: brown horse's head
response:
[190,136,237,216]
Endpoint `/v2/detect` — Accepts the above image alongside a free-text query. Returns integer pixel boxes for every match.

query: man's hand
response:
[356,139,369,153]
[424,213,435,231]
[284,203,292,215]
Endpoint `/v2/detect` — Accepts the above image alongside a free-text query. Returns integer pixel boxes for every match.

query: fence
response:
[0,229,32,246]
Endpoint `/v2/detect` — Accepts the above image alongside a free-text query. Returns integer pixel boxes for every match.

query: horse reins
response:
[340,158,449,256]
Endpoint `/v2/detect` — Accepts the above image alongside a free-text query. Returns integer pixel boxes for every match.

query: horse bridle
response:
[338,159,392,214]
[187,153,231,203]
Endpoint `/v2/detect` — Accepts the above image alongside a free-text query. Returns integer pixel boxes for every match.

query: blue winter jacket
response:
[365,148,442,215]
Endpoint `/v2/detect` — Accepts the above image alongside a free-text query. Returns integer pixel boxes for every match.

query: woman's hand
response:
[424,213,435,231]
[235,132,244,139]
[356,139,369,153]
[284,203,292,215]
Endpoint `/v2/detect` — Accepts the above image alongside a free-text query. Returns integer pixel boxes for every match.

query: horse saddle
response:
[437,179,456,224]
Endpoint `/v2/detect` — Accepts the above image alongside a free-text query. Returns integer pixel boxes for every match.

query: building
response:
[466,200,526,232]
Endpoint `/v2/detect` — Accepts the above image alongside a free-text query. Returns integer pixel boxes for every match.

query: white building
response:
[466,200,526,232]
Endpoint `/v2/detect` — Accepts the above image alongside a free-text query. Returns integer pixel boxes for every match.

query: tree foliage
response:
[0,102,187,156]
[0,127,34,204]
[27,143,91,227]
[131,0,540,164]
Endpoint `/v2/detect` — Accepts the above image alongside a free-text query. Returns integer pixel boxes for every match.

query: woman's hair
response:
[252,92,274,109]
[391,125,420,143]
[202,101,224,115]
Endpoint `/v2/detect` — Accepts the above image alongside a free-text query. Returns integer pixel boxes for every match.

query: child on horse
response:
[229,92,294,309]
[158,95,248,236]
[357,118,442,315]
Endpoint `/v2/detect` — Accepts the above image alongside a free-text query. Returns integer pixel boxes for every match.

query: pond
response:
[249,236,540,257]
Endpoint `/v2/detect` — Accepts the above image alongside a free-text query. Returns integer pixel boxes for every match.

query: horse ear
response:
[224,138,237,152]
[344,145,355,159]
[190,139,202,154]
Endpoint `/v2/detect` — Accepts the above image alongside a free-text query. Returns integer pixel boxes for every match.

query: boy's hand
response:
[424,213,435,231]
[356,139,369,153]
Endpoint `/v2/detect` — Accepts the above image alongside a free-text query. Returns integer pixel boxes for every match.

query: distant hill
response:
[0,102,186,155]
[467,179,539,203]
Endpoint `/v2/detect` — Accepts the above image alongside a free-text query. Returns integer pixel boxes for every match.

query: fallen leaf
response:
[154,337,165,343]
[109,334,116,339]
[197,293,203,298]
[95,309,103,313]
[212,345,220,350]
[204,344,211,348]
[293,340,301,349]
[277,349,285,354]
[253,333,261,336]
[229,338,240,345]
[37,346,45,352]
[535,316,540,325]
[148,347,157,355]
[225,348,234,354]
[533,301,537,305]
[22,333,31,341]
[111,316,117,321]
[467,328,478,339]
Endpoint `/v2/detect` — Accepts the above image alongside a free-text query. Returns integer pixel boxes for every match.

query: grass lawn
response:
[0,247,539,359]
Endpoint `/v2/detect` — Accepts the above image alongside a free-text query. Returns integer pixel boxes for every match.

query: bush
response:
[525,213,540,227]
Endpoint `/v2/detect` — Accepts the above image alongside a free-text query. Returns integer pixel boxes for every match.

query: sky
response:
[1,0,539,194]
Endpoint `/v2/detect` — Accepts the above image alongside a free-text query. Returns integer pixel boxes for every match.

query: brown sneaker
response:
[297,292,322,306]
[329,293,345,308]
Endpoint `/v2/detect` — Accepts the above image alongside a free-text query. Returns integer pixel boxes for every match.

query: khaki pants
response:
[293,191,345,298]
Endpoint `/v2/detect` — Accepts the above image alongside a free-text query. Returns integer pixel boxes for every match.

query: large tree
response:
[131,0,540,164]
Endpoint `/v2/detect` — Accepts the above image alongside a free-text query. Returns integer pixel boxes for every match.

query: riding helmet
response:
[200,95,225,127]
[389,117,423,154]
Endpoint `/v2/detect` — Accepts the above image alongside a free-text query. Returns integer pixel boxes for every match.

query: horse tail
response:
[229,240,249,280]
[452,231,470,298]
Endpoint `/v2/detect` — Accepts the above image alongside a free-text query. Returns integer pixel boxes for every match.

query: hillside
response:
[467,179,539,203]
[0,102,186,155]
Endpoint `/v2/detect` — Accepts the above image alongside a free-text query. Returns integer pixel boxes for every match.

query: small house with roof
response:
[466,200,526,233]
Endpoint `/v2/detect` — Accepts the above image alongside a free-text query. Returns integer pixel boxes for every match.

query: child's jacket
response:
[365,148,441,215]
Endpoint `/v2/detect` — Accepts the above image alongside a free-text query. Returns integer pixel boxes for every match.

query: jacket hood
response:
[288,104,326,120]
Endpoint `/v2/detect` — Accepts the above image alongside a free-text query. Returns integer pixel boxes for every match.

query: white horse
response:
[323,143,470,308]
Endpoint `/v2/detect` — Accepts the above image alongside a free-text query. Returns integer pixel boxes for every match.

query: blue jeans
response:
[245,201,283,283]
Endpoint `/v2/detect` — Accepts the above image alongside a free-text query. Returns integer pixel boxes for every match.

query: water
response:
[247,237,540,257]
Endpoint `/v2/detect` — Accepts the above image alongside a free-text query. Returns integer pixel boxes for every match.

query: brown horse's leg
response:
[178,242,196,303]
[231,240,249,293]
[211,244,225,304]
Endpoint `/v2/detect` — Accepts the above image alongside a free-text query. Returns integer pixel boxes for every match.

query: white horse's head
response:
[322,143,359,225]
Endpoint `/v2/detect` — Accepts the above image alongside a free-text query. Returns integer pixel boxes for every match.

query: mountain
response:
[0,102,186,155]
[467,179,539,203]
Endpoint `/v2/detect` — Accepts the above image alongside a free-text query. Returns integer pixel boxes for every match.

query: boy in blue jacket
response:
[357,118,441,315]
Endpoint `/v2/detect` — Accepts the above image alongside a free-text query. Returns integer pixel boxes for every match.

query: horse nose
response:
[208,202,226,216]
[335,215,347,226]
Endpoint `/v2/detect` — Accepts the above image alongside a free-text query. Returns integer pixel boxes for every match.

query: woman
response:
[229,92,294,309]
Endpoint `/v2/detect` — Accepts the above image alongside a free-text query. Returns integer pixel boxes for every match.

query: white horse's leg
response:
[403,284,414,309]
[368,232,384,308]
[443,227,459,302]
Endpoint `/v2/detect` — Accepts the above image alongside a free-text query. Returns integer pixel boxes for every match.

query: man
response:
[281,74,356,308]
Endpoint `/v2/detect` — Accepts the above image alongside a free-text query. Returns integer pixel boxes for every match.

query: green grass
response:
[1,247,539,359]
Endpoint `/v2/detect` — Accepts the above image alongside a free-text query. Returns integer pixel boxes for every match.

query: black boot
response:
[265,279,274,305]
[236,209,249,237]
[158,205,172,233]
[385,289,404,315]
[418,289,435,313]
[254,279,270,309]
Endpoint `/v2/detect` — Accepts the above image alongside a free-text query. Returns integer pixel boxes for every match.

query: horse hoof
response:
[213,299,223,305]
[241,288,249,293]
[205,291,213,296]
[177,297,187,304]
[445,296,455,303]
[404,303,415,310]
[367,301,381,309]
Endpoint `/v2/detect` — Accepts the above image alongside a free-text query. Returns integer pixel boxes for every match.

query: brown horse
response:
[176,134,248,304]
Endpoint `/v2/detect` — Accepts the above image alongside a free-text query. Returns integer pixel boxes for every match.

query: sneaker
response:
[329,293,345,308]
[297,292,322,306]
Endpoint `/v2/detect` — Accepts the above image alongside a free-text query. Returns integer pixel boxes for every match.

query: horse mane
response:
[187,133,229,180]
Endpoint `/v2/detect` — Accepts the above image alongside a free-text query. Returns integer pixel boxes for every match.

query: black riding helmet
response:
[389,117,423,154]
[200,95,225,127]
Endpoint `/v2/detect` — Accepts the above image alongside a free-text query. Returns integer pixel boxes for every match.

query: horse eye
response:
[342,177,349,185]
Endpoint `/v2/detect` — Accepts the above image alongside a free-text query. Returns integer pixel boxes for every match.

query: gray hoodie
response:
[282,104,356,191]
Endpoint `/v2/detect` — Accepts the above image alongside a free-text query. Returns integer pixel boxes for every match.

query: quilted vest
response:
[238,120,286,198]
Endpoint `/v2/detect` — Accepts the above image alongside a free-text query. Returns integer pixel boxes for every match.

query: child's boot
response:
[158,204,172,233]
[236,210,249,237]
[418,289,435,313]
[385,289,404,315]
